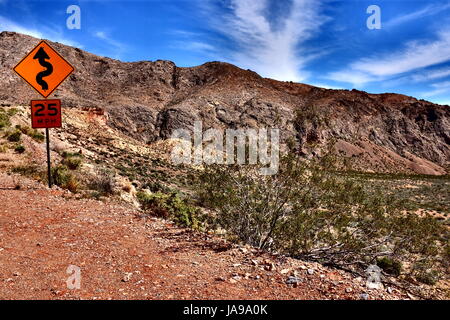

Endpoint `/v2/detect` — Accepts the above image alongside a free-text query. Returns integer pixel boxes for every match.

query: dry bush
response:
[196,153,448,283]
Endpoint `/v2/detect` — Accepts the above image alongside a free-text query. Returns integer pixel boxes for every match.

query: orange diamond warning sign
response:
[14,40,74,98]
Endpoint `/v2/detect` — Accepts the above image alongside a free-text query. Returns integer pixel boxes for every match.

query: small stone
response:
[251,260,259,266]
[232,263,241,268]
[122,272,133,282]
[264,263,275,271]
[229,278,237,284]
[307,269,314,275]
[346,287,353,293]
[285,276,301,285]
[215,277,226,282]
[360,293,369,300]
[280,268,290,275]
[387,287,393,294]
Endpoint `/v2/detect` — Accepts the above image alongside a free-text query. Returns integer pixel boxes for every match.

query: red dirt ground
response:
[0,172,406,300]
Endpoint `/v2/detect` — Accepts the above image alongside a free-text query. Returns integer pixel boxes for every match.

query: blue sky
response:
[1,0,450,105]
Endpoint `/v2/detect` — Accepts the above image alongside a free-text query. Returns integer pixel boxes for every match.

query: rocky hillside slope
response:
[0,31,449,175]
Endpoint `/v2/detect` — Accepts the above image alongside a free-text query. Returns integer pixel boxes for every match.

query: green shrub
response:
[7,130,21,142]
[196,153,448,282]
[62,156,82,170]
[51,165,79,192]
[0,111,10,129]
[17,125,45,142]
[377,257,402,276]
[14,145,25,154]
[137,191,204,229]
[11,164,46,181]
[415,270,440,285]
[30,130,44,142]
[7,108,18,116]
[62,151,83,158]
[87,168,115,196]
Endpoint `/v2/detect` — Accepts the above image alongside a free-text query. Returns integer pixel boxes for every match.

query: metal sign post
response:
[46,128,52,188]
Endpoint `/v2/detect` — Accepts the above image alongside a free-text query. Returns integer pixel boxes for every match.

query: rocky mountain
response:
[1,31,449,175]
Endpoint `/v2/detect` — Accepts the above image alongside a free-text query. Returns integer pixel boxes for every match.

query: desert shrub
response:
[14,145,25,154]
[62,151,83,158]
[11,164,46,181]
[196,153,448,280]
[25,128,45,142]
[51,165,79,192]
[0,110,10,129]
[122,183,132,193]
[137,191,204,229]
[412,261,440,285]
[87,168,115,196]
[7,130,21,142]
[7,108,18,117]
[62,156,82,170]
[377,257,402,276]
[142,180,172,194]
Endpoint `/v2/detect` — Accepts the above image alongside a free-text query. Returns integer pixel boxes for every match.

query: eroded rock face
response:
[1,31,448,174]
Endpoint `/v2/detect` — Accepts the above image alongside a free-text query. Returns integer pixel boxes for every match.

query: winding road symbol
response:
[33,47,53,91]
[13,40,74,98]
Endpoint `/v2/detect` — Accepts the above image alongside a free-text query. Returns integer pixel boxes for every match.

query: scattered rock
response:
[280,268,290,275]
[360,293,369,300]
[307,269,315,275]
[122,272,133,282]
[285,276,302,286]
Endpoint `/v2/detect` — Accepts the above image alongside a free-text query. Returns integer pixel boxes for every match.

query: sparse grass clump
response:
[7,129,21,142]
[51,165,79,192]
[11,164,46,181]
[87,168,115,196]
[16,125,44,142]
[377,257,402,276]
[137,191,204,229]
[0,111,10,129]
[62,156,82,170]
[14,145,25,154]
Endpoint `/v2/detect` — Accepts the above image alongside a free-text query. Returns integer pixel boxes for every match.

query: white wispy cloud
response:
[0,15,43,38]
[385,2,450,28]
[0,15,82,47]
[421,81,450,98]
[199,0,327,82]
[410,67,450,82]
[93,30,127,59]
[326,28,450,86]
